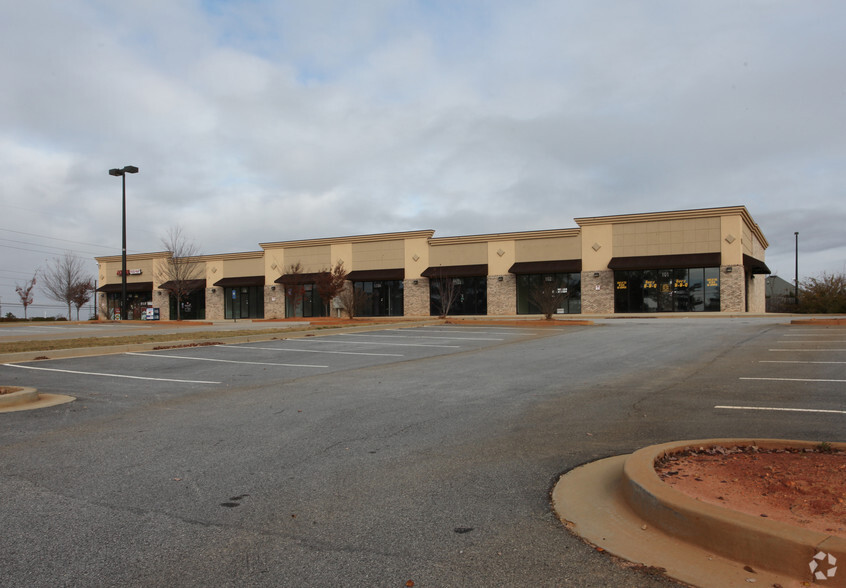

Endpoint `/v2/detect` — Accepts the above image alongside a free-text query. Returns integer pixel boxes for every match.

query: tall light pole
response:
[794,231,799,305]
[109,165,139,320]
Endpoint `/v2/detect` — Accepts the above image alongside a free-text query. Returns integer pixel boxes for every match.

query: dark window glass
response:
[353,280,404,316]
[225,286,265,319]
[516,273,581,315]
[429,275,487,316]
[615,267,719,313]
[704,267,721,311]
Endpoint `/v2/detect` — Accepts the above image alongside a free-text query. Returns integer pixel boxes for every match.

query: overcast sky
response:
[1,1,844,316]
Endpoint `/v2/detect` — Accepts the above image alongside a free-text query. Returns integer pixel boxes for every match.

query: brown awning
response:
[274,272,328,285]
[213,275,265,287]
[608,253,721,270]
[346,269,404,281]
[421,264,488,278]
[743,254,771,275]
[158,279,206,291]
[508,260,582,274]
[96,281,153,293]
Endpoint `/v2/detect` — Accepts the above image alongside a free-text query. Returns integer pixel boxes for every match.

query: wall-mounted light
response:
[211,289,216,294]
[413,280,418,285]
[725,267,733,273]
[593,272,600,278]
[271,286,276,291]
[497,276,503,282]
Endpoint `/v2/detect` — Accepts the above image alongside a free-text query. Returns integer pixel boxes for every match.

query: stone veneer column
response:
[720,266,745,312]
[205,288,224,320]
[154,290,171,321]
[265,285,286,319]
[580,270,615,314]
[487,275,516,315]
[404,278,431,316]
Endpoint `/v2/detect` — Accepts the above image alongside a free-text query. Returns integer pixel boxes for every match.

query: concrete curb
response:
[554,438,846,586]
[0,319,443,364]
[0,387,75,413]
[622,439,846,581]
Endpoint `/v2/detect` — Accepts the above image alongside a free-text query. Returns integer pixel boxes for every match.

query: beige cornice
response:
[95,251,171,263]
[200,251,263,261]
[430,228,580,246]
[260,229,435,249]
[575,205,768,249]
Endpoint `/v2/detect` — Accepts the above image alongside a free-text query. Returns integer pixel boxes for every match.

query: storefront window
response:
[614,268,719,313]
[429,275,487,316]
[106,291,152,320]
[353,280,403,316]
[516,273,581,314]
[225,286,264,319]
[285,283,325,317]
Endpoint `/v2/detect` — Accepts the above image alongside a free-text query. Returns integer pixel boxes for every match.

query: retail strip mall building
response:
[95,206,770,320]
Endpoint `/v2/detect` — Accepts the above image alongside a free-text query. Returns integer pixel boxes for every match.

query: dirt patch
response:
[655,445,846,537]
[0,386,23,395]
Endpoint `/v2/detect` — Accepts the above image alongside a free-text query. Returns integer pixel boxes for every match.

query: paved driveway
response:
[1,318,842,587]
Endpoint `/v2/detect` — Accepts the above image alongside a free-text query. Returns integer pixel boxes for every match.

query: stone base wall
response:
[404,278,430,316]
[154,290,171,321]
[580,270,615,314]
[205,288,224,320]
[487,275,516,315]
[265,285,286,319]
[720,266,745,312]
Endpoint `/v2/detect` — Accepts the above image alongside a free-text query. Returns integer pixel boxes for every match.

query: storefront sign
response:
[117,269,143,276]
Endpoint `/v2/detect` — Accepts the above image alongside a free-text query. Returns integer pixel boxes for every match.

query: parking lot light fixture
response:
[109,166,139,320]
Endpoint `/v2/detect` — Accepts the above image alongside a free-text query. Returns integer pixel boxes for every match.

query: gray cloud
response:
[0,0,843,314]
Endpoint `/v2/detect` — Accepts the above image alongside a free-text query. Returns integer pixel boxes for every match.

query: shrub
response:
[798,272,846,314]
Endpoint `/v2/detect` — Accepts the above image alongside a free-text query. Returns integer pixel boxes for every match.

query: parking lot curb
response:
[0,320,443,364]
[553,438,846,587]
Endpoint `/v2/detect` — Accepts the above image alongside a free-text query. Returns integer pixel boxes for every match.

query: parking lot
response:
[1,319,844,587]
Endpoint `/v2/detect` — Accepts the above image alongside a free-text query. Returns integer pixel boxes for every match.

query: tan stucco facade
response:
[96,206,769,319]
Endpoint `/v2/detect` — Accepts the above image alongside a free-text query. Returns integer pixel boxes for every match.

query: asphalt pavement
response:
[1,317,843,587]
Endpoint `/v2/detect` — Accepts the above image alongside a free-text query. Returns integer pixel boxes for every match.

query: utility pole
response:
[794,231,799,305]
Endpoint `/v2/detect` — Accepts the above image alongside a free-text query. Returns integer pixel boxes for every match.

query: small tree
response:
[315,260,348,316]
[15,273,37,319]
[282,262,306,318]
[430,271,459,318]
[336,282,371,320]
[798,272,846,314]
[70,279,95,321]
[529,276,569,320]
[41,252,91,320]
[155,226,203,321]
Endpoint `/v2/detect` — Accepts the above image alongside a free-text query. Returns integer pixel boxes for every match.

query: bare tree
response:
[155,226,203,321]
[41,252,91,319]
[70,279,95,320]
[430,271,459,318]
[15,273,37,319]
[336,282,371,320]
[529,277,569,319]
[315,260,347,316]
[282,262,306,317]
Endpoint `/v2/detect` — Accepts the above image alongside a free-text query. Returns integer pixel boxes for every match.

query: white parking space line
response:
[740,377,846,383]
[760,360,846,364]
[339,333,503,342]
[777,340,846,343]
[769,349,846,352]
[715,405,846,415]
[126,352,327,368]
[293,338,460,349]
[393,329,537,335]
[227,345,403,357]
[2,363,221,384]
